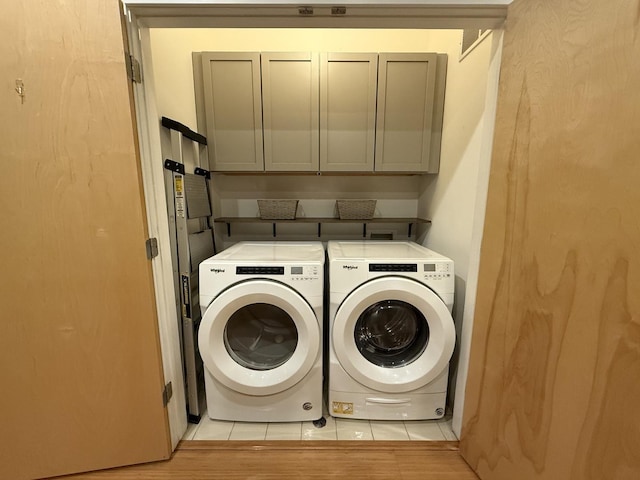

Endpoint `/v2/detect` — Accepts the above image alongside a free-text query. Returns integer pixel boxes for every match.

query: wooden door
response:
[262,52,319,172]
[200,52,264,172]
[460,1,640,479]
[0,1,171,478]
[319,53,377,172]
[375,53,438,173]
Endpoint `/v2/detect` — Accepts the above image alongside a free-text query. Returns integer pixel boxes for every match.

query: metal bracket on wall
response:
[194,167,210,179]
[164,159,185,174]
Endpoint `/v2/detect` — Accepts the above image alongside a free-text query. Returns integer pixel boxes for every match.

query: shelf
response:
[214,217,431,238]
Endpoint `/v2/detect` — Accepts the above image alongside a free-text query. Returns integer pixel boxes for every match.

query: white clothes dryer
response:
[198,241,324,422]
[328,241,455,420]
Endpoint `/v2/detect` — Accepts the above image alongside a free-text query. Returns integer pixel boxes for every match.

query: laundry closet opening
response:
[123,1,505,448]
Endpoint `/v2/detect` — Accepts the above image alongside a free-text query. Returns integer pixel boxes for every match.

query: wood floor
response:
[63,440,478,479]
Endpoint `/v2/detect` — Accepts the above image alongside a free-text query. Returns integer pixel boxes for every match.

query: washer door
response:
[198,279,320,396]
[333,276,455,393]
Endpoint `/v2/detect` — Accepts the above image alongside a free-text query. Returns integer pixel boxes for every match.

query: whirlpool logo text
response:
[342,265,359,270]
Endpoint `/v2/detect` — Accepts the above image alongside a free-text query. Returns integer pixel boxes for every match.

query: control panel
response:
[290,264,321,282]
[423,262,452,281]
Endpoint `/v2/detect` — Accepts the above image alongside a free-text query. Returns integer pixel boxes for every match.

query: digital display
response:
[424,264,436,272]
[291,267,303,275]
[236,266,284,275]
[369,264,417,272]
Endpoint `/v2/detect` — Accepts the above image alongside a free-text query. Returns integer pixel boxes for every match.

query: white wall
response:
[419,32,492,320]
[416,33,497,434]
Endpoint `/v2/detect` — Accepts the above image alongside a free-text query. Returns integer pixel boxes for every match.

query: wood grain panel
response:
[64,441,478,479]
[461,1,640,479]
[0,1,170,478]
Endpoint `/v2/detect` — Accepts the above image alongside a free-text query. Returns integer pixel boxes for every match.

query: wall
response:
[416,32,495,427]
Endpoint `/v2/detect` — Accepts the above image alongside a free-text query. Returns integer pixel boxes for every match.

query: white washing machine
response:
[328,240,455,421]
[198,241,324,422]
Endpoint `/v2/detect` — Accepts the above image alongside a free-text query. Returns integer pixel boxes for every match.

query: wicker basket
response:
[257,199,298,220]
[335,199,377,220]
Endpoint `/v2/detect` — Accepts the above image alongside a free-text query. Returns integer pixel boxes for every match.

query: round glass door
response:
[332,276,455,393]
[199,279,320,396]
[354,300,429,368]
[224,303,298,370]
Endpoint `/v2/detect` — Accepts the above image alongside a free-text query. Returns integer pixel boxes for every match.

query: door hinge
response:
[126,54,142,83]
[162,381,173,407]
[146,237,159,259]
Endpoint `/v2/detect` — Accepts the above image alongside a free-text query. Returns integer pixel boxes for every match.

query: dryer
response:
[328,240,455,420]
[198,241,324,422]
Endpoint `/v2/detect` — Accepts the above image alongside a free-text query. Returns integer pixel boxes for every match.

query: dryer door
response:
[333,276,455,393]
[198,279,320,396]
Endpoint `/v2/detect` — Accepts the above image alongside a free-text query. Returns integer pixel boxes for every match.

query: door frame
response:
[121,0,509,445]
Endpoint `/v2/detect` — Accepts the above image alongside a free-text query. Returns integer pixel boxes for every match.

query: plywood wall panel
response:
[460,0,640,479]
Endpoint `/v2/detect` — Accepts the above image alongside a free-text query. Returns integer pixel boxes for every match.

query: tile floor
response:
[183,411,457,441]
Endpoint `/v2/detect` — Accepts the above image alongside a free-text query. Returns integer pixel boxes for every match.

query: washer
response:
[198,241,324,422]
[328,240,455,420]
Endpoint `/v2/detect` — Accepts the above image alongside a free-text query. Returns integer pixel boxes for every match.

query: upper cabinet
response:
[262,53,319,172]
[320,53,378,172]
[195,51,447,174]
[200,52,264,171]
[376,53,441,173]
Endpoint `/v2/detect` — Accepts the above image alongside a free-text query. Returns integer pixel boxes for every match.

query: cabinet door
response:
[320,53,378,172]
[201,52,264,171]
[0,1,171,478]
[375,53,438,172]
[262,52,319,172]
[461,1,640,479]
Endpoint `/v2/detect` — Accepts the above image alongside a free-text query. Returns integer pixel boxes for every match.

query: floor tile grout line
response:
[401,420,410,440]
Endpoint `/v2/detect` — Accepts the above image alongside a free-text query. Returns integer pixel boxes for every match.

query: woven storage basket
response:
[335,199,377,220]
[257,199,298,220]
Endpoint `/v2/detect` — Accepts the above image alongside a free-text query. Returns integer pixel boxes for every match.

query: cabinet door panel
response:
[320,53,377,172]
[0,1,171,478]
[376,53,438,172]
[262,52,319,172]
[201,52,264,171]
[461,1,640,479]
